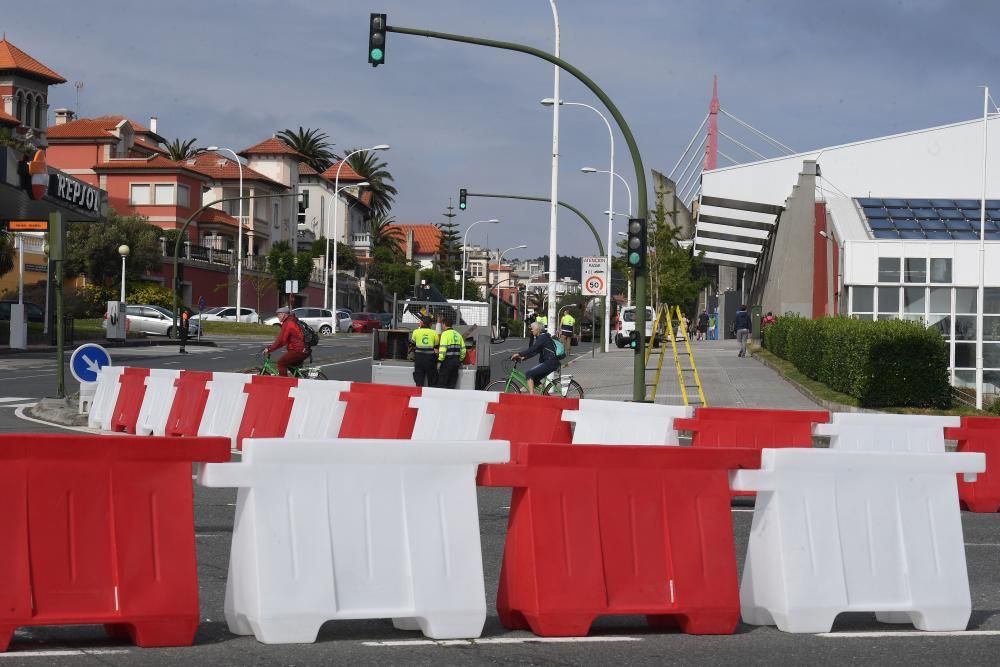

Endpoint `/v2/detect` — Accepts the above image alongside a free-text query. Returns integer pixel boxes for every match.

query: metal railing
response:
[351,233,371,247]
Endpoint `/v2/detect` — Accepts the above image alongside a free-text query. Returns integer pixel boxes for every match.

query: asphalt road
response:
[1,335,999,665]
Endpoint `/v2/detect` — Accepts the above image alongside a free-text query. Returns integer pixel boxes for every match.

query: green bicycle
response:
[251,352,328,380]
[484,359,584,398]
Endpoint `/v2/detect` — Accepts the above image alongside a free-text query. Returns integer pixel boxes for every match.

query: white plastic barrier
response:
[197,372,252,445]
[732,447,985,633]
[199,437,510,643]
[87,365,125,430]
[563,399,692,445]
[283,379,352,440]
[134,368,182,436]
[815,413,960,453]
[409,387,499,440]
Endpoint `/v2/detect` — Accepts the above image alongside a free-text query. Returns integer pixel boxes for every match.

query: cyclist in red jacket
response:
[262,306,308,376]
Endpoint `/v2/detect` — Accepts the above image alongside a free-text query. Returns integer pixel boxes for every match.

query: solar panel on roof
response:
[899,230,925,240]
[930,199,955,208]
[986,231,1000,241]
[857,198,882,207]
[945,220,972,231]
[925,231,952,240]
[883,199,908,208]
[938,209,964,220]
[988,209,1000,219]
[863,207,888,219]
[887,208,913,218]
[872,229,900,239]
[956,199,981,209]
[919,220,947,230]
[914,209,939,220]
[953,231,980,240]
[907,199,934,208]
[868,219,894,230]
[894,220,920,230]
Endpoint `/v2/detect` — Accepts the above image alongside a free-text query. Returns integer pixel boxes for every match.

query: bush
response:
[764,315,950,409]
[68,284,115,318]
[127,282,175,310]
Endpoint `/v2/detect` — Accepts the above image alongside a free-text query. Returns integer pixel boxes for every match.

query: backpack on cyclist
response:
[551,337,567,360]
[297,319,320,349]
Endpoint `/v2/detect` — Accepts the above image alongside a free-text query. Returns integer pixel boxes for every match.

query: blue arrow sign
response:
[70,343,112,384]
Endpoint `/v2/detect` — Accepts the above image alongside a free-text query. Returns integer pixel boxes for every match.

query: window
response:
[928,287,952,340]
[929,258,951,283]
[130,184,151,205]
[877,286,899,319]
[955,288,978,315]
[851,286,874,314]
[34,96,42,129]
[878,257,900,282]
[154,183,174,205]
[14,92,23,122]
[904,257,927,283]
[177,184,190,208]
[470,262,485,278]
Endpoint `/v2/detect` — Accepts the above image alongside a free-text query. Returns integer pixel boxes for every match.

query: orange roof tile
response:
[298,161,320,176]
[131,137,167,155]
[198,208,239,227]
[387,224,443,256]
[182,153,285,187]
[239,137,305,158]
[47,115,155,141]
[0,39,66,83]
[0,109,18,126]
[321,160,365,182]
[93,155,209,179]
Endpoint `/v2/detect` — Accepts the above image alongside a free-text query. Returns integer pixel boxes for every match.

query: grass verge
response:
[200,321,278,336]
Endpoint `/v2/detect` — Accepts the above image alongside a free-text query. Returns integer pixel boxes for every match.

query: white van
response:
[615,306,654,348]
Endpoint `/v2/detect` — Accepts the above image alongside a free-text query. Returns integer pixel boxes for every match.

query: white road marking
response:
[316,356,370,369]
[363,636,642,647]
[0,649,130,657]
[14,406,98,433]
[818,630,1000,638]
[0,397,30,403]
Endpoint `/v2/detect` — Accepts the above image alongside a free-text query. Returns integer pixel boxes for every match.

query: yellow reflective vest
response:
[410,327,439,354]
[438,328,467,362]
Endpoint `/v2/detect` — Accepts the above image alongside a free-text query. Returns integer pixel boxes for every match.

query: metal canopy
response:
[693,194,782,267]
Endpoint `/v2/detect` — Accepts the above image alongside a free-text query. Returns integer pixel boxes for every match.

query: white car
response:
[262,307,351,334]
[615,306,655,347]
[192,306,260,324]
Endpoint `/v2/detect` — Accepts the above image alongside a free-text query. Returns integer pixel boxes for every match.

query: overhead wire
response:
[720,108,796,155]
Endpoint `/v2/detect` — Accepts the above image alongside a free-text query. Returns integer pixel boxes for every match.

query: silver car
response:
[262,307,351,334]
[191,306,260,324]
[124,304,201,338]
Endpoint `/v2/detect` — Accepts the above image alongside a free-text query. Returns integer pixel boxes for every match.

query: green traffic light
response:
[459,203,466,209]
[629,251,640,265]
[370,48,384,61]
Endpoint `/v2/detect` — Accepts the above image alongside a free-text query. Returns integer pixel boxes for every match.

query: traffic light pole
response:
[385,22,648,401]
[466,192,604,255]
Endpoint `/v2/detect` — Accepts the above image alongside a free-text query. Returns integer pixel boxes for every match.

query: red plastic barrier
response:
[481,443,760,636]
[477,393,577,485]
[109,367,151,433]
[236,375,298,449]
[338,383,421,438]
[0,433,230,651]
[163,371,212,437]
[946,416,1000,513]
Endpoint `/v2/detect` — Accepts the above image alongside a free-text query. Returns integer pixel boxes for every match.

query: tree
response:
[64,210,163,286]
[0,232,13,279]
[369,213,405,259]
[0,127,33,154]
[527,291,547,315]
[345,148,397,215]
[648,193,708,315]
[310,237,358,271]
[266,241,314,306]
[277,127,335,173]
[436,199,462,274]
[164,137,201,161]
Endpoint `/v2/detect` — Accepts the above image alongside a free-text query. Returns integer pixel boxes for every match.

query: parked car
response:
[262,307,351,334]
[127,305,201,338]
[0,300,44,323]
[191,306,260,324]
[374,312,394,329]
[350,312,382,333]
[615,306,654,348]
[579,318,597,343]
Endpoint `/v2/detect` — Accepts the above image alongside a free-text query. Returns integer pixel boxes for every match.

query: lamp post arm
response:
[466,192,604,256]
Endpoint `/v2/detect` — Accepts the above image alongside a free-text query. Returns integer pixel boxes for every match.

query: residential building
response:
[388,223,442,269]
[238,137,303,249]
[297,161,371,257]
[0,38,65,146]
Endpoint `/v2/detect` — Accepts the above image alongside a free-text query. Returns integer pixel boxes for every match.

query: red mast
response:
[704,76,720,171]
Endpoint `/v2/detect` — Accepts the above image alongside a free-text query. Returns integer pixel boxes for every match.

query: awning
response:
[693,195,783,268]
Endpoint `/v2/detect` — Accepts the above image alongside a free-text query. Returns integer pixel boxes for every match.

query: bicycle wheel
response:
[485,379,524,393]
[546,378,584,399]
[309,370,328,380]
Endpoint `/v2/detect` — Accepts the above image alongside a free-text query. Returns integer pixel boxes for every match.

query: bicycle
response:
[250,351,328,380]
[484,359,584,398]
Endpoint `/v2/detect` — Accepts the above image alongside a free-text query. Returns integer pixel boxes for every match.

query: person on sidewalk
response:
[510,320,560,395]
[410,316,439,387]
[762,311,776,332]
[437,315,466,389]
[262,306,308,376]
[734,305,753,358]
[559,310,575,354]
[697,311,709,341]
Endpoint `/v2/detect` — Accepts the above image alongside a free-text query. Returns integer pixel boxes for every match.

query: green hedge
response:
[762,315,951,408]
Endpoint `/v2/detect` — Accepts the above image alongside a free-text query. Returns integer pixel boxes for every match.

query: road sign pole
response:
[52,212,65,399]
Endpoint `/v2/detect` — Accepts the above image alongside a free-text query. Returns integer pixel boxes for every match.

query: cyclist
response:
[262,306,308,376]
[510,320,560,395]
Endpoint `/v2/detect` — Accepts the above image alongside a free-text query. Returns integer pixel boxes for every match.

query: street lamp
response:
[331,144,390,318]
[582,167,633,217]
[545,0,562,336]
[461,218,500,301]
[606,210,631,218]
[206,146,244,314]
[495,245,527,335]
[543,98,618,353]
[118,244,130,303]
[325,181,369,331]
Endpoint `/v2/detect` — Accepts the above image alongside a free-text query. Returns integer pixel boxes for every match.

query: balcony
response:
[351,233,371,248]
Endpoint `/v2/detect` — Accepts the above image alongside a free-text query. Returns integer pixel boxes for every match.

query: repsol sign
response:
[52,173,102,215]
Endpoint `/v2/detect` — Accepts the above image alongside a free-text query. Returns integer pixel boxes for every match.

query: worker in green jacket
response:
[437,314,466,389]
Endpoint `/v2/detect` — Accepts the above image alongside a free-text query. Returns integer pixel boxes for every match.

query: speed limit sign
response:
[581,257,608,297]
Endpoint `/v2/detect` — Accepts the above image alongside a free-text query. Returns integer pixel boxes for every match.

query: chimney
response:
[149,115,158,135]
[54,108,75,125]
[406,230,414,261]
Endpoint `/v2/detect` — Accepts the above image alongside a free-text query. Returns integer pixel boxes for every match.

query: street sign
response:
[7,220,47,231]
[198,295,206,311]
[70,343,112,384]
[581,256,609,297]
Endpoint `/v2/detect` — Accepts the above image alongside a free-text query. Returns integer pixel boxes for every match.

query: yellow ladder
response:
[645,304,707,406]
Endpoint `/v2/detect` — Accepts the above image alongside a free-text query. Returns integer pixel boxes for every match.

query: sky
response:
[14,0,1000,260]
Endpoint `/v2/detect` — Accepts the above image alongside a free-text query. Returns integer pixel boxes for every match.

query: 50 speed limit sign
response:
[581,257,608,297]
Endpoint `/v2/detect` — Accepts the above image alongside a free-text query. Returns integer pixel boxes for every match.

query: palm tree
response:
[345,148,397,216]
[369,213,405,258]
[527,291,547,315]
[164,137,201,161]
[276,127,335,173]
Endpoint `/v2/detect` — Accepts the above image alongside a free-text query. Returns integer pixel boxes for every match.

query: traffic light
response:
[627,217,647,271]
[459,188,468,210]
[368,13,387,67]
[628,329,640,352]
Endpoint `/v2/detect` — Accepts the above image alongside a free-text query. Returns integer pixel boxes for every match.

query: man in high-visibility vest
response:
[559,310,576,354]
[410,316,439,387]
[437,314,466,389]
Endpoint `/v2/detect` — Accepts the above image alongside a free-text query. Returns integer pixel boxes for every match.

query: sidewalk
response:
[564,338,821,409]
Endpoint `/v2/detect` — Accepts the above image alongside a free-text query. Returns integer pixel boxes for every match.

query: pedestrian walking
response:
[734,304,753,358]
[559,310,575,354]
[697,311,709,341]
